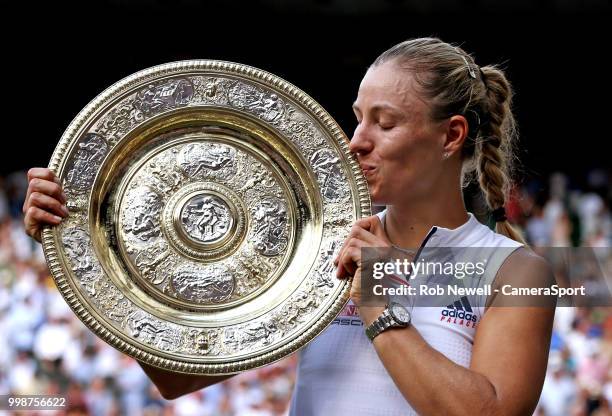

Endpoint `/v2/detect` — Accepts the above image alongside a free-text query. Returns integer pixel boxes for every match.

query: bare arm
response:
[359,248,556,416]
[138,361,235,400]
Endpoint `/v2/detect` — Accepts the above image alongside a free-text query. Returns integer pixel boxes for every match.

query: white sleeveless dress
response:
[288,210,523,415]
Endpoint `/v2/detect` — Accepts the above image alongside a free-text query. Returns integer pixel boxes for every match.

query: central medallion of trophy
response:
[165,181,247,260]
[180,193,232,244]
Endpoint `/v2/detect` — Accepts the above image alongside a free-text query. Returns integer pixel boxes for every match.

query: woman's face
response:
[350,61,448,205]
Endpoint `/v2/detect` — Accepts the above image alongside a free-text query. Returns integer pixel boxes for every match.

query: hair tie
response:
[492,207,507,222]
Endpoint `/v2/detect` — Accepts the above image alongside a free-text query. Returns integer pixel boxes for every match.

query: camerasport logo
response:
[440,296,479,328]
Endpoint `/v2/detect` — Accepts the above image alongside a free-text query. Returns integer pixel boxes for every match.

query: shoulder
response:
[487,247,556,308]
[499,247,553,280]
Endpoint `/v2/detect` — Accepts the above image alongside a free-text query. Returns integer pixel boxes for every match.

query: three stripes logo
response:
[440,296,478,328]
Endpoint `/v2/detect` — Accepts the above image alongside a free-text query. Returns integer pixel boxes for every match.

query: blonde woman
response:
[25,38,555,415]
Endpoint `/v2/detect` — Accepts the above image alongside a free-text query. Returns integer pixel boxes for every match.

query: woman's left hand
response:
[334,215,391,309]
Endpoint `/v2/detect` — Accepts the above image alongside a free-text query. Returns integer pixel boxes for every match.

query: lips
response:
[359,164,376,177]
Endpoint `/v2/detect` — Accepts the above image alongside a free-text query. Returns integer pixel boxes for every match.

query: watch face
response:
[390,303,411,325]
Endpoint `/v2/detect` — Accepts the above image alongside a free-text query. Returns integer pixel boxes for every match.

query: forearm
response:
[371,327,502,416]
[138,361,234,400]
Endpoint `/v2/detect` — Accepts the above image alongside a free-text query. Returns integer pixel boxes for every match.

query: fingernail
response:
[54,215,63,222]
[61,192,67,203]
[61,205,69,216]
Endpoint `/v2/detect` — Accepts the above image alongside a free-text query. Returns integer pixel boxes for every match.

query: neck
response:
[383,183,468,249]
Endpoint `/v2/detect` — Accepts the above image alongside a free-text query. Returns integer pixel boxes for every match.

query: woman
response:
[24,38,555,415]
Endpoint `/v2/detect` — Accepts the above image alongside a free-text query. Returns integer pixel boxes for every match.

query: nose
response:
[349,123,374,156]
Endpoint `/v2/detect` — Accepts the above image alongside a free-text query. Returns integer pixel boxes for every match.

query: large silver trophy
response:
[41,61,370,374]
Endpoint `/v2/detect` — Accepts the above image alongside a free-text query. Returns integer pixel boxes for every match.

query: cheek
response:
[383,133,440,188]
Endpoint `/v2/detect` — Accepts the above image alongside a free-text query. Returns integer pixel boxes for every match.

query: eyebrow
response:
[352,102,404,116]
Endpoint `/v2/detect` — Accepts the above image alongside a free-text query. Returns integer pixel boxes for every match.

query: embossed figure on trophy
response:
[239,162,275,192]
[149,162,183,194]
[253,198,288,256]
[126,188,162,241]
[171,268,234,303]
[310,149,345,201]
[134,244,171,283]
[63,228,93,272]
[258,93,284,122]
[179,143,235,178]
[197,145,233,172]
[192,77,231,104]
[128,312,176,351]
[181,195,231,243]
[244,321,279,346]
[195,196,224,240]
[134,79,194,117]
[62,228,101,296]
[316,240,338,288]
[66,134,109,190]
[284,288,318,326]
[228,84,285,122]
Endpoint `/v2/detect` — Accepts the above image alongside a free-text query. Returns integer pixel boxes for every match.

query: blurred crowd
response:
[0,168,610,415]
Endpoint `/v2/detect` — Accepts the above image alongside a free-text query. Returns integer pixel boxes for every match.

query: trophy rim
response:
[41,59,371,374]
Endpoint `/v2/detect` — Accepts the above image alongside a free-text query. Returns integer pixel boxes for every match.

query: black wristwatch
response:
[365,302,411,342]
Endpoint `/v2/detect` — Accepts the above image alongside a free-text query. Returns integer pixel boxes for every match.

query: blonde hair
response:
[372,37,525,244]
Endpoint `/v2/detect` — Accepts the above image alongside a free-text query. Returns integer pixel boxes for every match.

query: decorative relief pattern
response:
[65,133,109,191]
[117,141,293,309]
[177,142,237,180]
[252,197,289,256]
[122,186,163,242]
[126,310,181,352]
[310,148,349,202]
[183,328,223,356]
[92,277,133,322]
[170,263,234,304]
[228,83,285,122]
[47,63,366,370]
[61,227,101,296]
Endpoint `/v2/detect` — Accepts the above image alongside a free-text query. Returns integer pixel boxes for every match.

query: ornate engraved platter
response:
[41,61,370,374]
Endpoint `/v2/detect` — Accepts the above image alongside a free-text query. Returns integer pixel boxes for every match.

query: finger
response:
[350,226,383,245]
[338,246,363,278]
[27,167,60,184]
[353,216,373,231]
[24,173,65,213]
[29,192,69,218]
[25,206,63,233]
[366,215,389,241]
[337,241,366,278]
[28,178,66,205]
[334,221,381,266]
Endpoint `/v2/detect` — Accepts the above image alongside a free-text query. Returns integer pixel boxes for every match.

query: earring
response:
[443,152,450,159]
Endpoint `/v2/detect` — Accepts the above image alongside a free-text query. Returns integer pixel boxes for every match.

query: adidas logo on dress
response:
[440,296,479,328]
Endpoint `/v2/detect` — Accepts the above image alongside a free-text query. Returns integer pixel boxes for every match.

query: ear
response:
[443,115,469,157]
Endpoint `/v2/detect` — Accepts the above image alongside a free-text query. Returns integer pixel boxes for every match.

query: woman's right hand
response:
[23,168,69,243]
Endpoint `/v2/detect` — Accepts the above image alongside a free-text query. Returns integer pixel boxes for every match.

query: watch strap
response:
[365,309,396,341]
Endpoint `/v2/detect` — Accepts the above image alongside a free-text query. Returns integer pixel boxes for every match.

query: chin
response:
[368,189,386,206]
